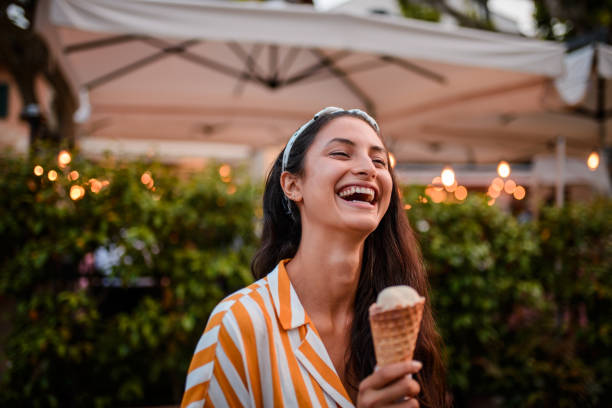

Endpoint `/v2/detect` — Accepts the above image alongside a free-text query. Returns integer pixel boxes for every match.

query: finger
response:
[360,360,422,390]
[369,374,421,406]
[381,397,420,408]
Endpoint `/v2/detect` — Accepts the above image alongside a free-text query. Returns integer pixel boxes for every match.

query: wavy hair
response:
[251,110,449,408]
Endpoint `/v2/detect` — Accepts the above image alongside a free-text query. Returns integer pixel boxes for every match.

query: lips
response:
[337,185,377,204]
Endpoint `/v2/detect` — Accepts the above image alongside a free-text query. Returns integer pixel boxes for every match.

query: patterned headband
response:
[281,107,379,173]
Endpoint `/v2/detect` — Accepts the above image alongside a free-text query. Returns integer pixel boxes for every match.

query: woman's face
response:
[293,115,393,235]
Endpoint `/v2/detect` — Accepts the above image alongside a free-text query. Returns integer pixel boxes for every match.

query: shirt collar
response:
[267,259,310,330]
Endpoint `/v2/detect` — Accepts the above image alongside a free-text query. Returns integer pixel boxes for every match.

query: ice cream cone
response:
[369,299,424,367]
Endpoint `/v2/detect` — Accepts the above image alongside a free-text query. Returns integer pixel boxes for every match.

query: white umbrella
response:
[35,0,567,166]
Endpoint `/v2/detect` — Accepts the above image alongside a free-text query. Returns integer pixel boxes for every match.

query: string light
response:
[70,185,85,200]
[33,165,43,176]
[90,178,103,193]
[69,170,79,181]
[454,185,467,200]
[513,186,526,200]
[441,167,455,187]
[587,150,600,171]
[491,177,504,192]
[504,179,517,194]
[58,150,71,168]
[141,171,152,185]
[47,170,58,181]
[497,161,511,178]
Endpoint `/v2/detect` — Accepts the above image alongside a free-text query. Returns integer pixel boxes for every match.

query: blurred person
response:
[180,107,448,408]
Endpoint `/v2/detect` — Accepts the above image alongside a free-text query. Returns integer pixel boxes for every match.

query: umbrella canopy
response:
[35,0,569,165]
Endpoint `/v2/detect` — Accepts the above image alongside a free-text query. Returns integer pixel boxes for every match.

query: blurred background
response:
[0,0,610,407]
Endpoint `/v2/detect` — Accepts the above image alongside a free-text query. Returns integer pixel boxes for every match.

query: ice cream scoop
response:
[376,285,424,310]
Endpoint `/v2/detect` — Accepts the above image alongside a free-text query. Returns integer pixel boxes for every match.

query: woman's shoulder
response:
[207,275,274,331]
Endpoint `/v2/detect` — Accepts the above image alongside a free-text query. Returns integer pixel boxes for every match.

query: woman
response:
[181,107,448,408]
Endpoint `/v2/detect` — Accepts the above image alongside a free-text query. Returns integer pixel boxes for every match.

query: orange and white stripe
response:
[181,260,355,408]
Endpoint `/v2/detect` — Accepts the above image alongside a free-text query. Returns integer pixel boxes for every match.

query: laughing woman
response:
[181,108,448,408]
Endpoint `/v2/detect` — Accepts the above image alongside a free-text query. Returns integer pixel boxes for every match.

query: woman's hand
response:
[357,360,422,408]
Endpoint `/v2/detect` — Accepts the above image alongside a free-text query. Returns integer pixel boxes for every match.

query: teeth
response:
[337,186,376,203]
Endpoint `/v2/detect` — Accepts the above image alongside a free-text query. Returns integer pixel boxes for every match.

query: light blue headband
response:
[281,106,379,173]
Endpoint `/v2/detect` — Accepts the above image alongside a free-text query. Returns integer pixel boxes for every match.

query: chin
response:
[341,217,381,236]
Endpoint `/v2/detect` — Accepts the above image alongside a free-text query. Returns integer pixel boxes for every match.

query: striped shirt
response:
[181,259,355,408]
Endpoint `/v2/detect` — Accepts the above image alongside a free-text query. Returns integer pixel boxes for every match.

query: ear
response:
[280,171,303,204]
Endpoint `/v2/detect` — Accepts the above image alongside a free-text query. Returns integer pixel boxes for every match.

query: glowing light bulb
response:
[504,179,516,194]
[48,170,58,181]
[388,152,396,169]
[441,167,455,187]
[141,171,152,185]
[69,170,79,181]
[587,151,600,171]
[491,177,504,192]
[70,185,85,200]
[58,150,71,168]
[454,185,467,201]
[33,165,44,176]
[513,186,526,200]
[219,164,231,178]
[497,161,511,178]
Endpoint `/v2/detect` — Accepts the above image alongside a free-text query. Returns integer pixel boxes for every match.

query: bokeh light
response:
[47,170,58,181]
[444,180,458,192]
[441,167,455,187]
[488,186,500,198]
[90,178,103,193]
[219,164,231,178]
[141,171,152,185]
[33,165,43,176]
[454,185,467,200]
[70,185,85,200]
[513,185,526,200]
[587,151,600,171]
[69,170,79,181]
[491,177,504,192]
[388,152,396,168]
[497,161,511,178]
[504,179,516,194]
[58,150,71,168]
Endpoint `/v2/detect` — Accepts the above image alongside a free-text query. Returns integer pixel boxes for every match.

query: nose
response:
[351,154,376,179]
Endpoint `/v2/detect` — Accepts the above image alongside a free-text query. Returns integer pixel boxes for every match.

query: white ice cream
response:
[376,285,423,310]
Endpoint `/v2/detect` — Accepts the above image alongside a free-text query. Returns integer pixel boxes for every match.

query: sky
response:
[315,0,537,37]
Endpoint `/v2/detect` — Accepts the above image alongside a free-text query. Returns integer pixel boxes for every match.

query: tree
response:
[533,0,612,43]
[0,0,77,150]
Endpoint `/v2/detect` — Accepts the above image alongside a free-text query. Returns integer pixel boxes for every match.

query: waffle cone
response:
[369,300,424,367]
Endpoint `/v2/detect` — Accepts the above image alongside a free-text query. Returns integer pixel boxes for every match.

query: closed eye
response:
[373,158,387,167]
[330,151,350,158]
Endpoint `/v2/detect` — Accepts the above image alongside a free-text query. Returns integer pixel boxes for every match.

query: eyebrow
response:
[325,137,387,154]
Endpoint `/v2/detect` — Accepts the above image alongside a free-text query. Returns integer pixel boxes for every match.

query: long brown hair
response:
[251,110,449,408]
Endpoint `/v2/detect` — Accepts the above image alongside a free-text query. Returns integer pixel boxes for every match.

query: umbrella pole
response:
[555,136,566,207]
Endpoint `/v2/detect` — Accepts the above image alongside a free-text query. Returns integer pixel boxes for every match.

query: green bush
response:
[403,186,611,407]
[0,151,610,407]
[0,150,258,407]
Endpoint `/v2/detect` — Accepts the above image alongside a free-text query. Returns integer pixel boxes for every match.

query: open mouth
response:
[337,185,377,204]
